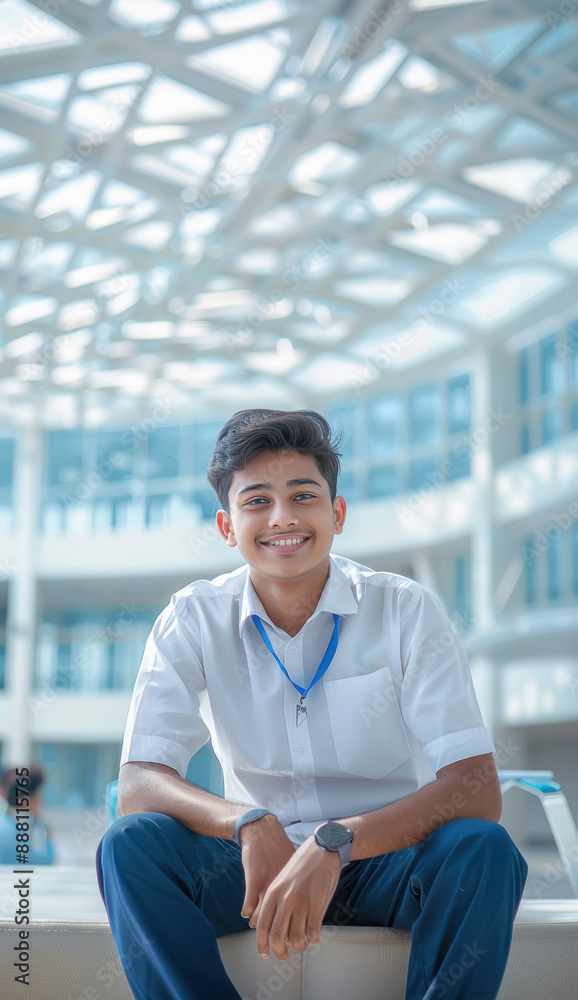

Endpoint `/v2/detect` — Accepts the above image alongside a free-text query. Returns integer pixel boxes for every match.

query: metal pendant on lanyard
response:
[251,613,340,726]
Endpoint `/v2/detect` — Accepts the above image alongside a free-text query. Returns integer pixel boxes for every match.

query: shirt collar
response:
[238,555,359,636]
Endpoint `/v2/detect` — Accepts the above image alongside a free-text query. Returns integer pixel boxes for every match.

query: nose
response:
[268,500,299,529]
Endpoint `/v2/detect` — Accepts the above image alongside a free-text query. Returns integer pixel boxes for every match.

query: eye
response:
[245,496,269,505]
[294,492,316,500]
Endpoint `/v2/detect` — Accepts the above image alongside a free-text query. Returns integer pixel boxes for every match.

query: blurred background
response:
[0,0,577,907]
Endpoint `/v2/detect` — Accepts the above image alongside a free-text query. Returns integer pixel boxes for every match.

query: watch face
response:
[318,822,351,848]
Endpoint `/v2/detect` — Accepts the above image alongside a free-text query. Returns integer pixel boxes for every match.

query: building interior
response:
[0,0,577,908]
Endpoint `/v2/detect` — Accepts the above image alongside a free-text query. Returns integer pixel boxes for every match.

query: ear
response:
[333,496,346,535]
[216,509,237,547]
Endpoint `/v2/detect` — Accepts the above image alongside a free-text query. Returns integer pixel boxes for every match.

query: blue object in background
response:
[106,742,224,824]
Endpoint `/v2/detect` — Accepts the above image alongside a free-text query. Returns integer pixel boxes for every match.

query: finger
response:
[285,913,309,953]
[241,885,258,920]
[305,919,321,946]
[255,897,275,958]
[269,916,290,961]
[248,896,264,929]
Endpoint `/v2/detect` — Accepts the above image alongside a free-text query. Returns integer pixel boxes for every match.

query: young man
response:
[97,408,527,1000]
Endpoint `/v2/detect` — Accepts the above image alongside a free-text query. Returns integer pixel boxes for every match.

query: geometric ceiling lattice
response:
[1,0,578,428]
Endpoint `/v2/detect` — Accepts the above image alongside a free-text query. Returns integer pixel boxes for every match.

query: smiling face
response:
[216,449,346,588]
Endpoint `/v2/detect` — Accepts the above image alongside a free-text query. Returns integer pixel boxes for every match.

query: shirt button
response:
[297,746,304,754]
[290,643,297,650]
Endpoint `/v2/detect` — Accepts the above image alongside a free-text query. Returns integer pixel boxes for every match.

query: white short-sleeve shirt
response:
[121,555,494,846]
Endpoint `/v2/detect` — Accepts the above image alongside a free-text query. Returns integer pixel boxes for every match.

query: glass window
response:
[192,488,218,521]
[326,403,363,459]
[367,394,403,456]
[542,405,562,445]
[336,470,364,503]
[409,455,440,491]
[521,424,531,454]
[547,532,561,601]
[193,421,222,476]
[46,430,84,487]
[408,384,441,445]
[447,445,470,480]
[447,374,471,434]
[572,400,578,432]
[519,347,530,404]
[368,464,402,498]
[35,742,121,808]
[94,430,134,482]
[573,523,578,597]
[147,426,180,479]
[539,333,564,395]
[0,437,15,490]
[523,537,536,605]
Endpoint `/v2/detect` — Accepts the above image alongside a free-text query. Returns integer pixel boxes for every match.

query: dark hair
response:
[207,409,342,511]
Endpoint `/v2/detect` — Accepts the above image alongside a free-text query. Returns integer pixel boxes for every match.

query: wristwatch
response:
[314,821,353,867]
[234,808,273,845]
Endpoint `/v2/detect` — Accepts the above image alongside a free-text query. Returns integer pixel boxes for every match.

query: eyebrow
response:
[236,478,323,497]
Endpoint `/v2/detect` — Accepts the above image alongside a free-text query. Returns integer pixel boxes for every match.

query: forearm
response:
[117,760,252,840]
[341,753,502,861]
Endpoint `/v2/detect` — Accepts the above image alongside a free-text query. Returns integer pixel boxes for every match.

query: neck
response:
[250,559,330,636]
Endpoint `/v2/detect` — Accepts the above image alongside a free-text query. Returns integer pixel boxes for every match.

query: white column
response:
[471,348,496,634]
[469,349,498,743]
[4,424,43,765]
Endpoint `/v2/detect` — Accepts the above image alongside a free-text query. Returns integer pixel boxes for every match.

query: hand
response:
[239,814,296,925]
[254,835,341,961]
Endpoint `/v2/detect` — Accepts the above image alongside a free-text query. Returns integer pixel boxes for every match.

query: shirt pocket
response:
[323,667,411,779]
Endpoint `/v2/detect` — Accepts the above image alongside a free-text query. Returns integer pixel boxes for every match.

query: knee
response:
[444,819,528,884]
[98,812,174,868]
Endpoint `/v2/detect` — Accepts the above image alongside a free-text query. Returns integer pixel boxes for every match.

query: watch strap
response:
[234,808,273,845]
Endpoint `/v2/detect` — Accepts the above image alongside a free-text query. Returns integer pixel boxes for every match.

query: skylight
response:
[356,324,464,368]
[387,222,492,264]
[138,78,230,123]
[108,0,179,30]
[187,36,286,92]
[549,226,578,268]
[206,0,288,34]
[289,142,358,192]
[463,158,557,202]
[462,271,562,324]
[335,277,413,306]
[339,42,407,108]
[0,0,81,54]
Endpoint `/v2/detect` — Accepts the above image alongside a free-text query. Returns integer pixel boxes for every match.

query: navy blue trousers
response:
[96,814,527,1000]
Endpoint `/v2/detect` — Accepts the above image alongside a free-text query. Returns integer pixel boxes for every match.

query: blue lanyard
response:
[251,613,340,703]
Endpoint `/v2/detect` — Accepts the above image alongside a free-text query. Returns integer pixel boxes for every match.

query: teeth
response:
[268,538,305,546]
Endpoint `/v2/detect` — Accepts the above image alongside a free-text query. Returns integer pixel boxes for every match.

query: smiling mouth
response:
[261,536,309,549]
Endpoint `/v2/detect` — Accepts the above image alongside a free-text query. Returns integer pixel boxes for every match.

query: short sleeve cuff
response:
[423,727,495,774]
[120,735,200,778]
